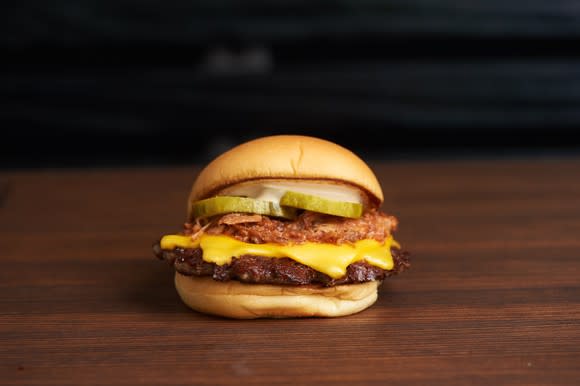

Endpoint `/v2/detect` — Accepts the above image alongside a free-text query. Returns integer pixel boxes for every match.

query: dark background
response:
[3,1,580,168]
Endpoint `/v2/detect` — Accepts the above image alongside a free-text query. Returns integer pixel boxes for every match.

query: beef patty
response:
[153,243,410,287]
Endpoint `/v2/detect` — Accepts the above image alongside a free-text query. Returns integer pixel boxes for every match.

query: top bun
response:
[188,135,383,213]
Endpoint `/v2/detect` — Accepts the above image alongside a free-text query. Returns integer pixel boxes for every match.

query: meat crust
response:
[153,244,410,287]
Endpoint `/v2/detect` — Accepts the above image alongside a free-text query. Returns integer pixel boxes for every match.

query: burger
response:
[153,135,410,318]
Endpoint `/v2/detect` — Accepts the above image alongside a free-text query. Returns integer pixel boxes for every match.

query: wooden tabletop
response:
[1,157,579,385]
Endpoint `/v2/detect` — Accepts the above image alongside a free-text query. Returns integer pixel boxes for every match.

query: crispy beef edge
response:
[153,243,410,287]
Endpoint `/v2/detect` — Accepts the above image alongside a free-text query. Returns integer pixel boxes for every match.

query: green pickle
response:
[280,191,363,218]
[190,196,296,219]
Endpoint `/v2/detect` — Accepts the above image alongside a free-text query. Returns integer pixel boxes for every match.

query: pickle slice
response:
[190,196,296,219]
[280,191,363,218]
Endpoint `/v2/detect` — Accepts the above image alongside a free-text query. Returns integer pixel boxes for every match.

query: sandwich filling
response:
[154,209,410,286]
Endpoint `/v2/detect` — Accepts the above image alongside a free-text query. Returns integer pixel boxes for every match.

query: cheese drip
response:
[160,234,399,279]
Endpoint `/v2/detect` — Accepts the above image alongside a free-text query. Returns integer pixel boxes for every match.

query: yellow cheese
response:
[160,234,399,279]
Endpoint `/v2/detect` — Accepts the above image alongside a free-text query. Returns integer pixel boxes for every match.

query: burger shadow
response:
[125,259,189,315]
[123,259,258,321]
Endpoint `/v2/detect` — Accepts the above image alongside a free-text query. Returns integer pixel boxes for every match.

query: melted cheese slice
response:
[160,234,399,279]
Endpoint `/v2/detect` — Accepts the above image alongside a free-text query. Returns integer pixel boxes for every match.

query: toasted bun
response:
[175,273,380,319]
[188,135,383,212]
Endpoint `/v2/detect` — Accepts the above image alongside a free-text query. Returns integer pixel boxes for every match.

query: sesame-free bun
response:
[188,135,383,210]
[175,273,380,319]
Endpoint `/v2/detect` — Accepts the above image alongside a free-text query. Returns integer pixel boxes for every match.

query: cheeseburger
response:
[153,135,410,318]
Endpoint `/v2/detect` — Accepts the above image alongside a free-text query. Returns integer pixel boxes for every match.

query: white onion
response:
[219,180,363,204]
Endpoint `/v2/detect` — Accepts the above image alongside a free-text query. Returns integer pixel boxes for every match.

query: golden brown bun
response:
[175,273,380,319]
[188,135,383,214]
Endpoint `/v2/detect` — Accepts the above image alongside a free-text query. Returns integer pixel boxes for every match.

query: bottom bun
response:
[174,273,380,319]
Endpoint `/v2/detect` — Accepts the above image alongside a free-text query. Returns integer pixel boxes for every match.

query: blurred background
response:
[2,0,580,168]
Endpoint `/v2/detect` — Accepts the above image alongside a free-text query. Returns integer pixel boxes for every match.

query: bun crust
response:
[188,135,383,212]
[175,273,380,319]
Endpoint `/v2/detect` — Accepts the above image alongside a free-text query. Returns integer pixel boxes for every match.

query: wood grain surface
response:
[1,157,579,385]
